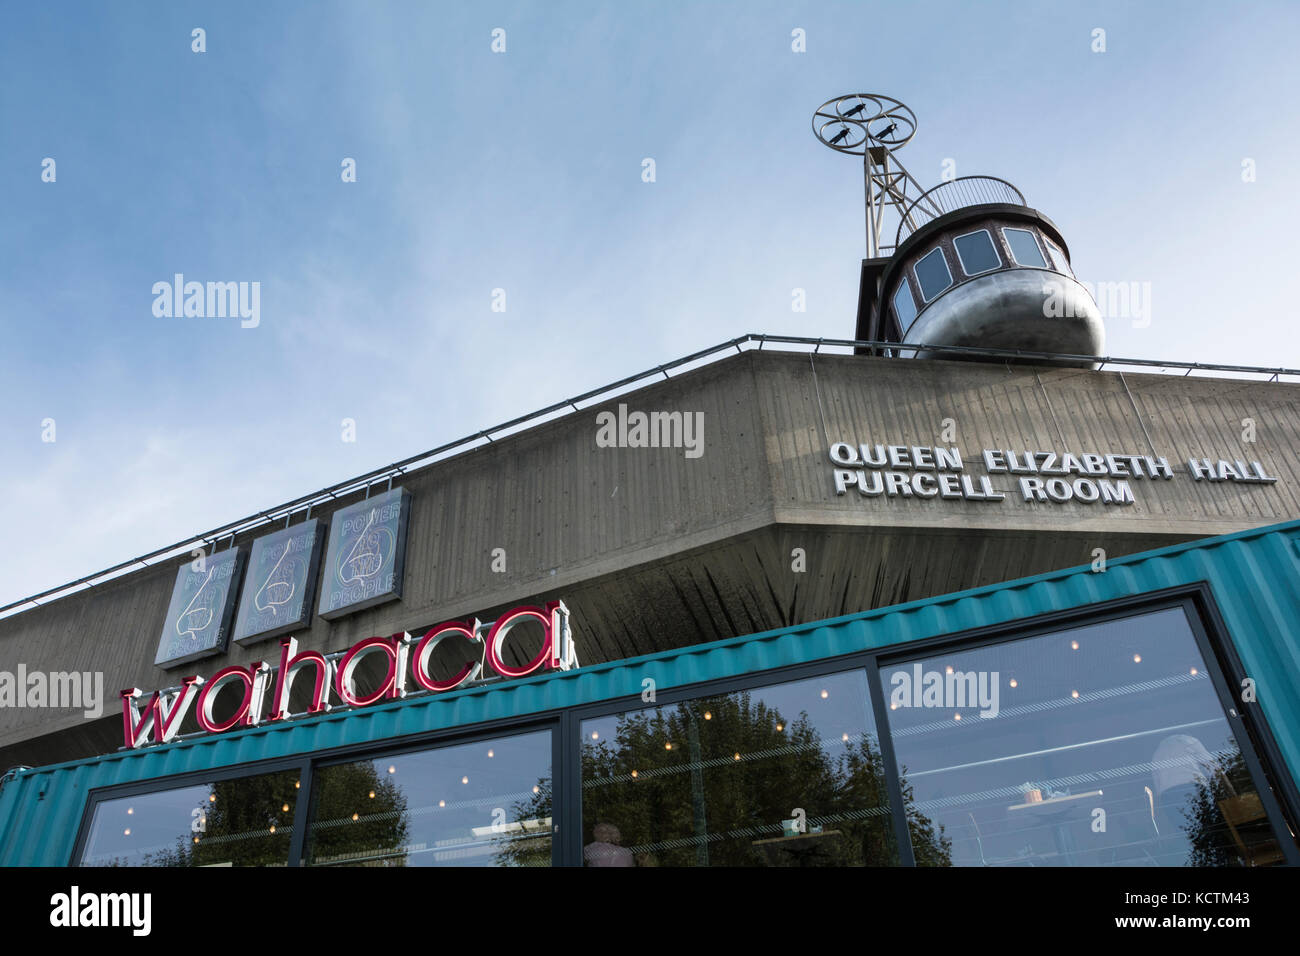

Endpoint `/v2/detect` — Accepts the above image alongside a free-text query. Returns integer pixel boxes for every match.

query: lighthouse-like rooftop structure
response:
[814,93,1105,365]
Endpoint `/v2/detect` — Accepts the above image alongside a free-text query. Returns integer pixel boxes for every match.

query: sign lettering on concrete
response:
[829,442,1276,506]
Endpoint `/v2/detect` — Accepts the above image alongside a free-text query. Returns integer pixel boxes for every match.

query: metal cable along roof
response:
[3,332,1298,621]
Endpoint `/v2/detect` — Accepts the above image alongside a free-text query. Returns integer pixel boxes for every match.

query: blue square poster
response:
[318,487,411,619]
[232,519,325,645]
[154,548,245,668]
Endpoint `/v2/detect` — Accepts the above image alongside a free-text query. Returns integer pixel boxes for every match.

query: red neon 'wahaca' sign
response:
[120,601,576,749]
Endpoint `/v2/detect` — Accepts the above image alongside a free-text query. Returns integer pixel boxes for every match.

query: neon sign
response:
[121,600,577,749]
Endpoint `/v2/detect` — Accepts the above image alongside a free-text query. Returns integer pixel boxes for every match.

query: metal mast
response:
[812,94,941,259]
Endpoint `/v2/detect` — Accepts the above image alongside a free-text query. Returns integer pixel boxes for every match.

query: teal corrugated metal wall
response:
[4,519,1300,866]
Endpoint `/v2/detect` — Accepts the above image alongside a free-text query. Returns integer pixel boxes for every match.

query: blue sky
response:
[1,0,1298,606]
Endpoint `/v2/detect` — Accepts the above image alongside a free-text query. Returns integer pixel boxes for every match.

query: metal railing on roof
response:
[1,332,1297,620]
[896,176,1026,247]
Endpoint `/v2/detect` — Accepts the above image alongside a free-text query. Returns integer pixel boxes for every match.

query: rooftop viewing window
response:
[953,229,1001,276]
[879,606,1288,867]
[892,280,919,332]
[914,247,953,302]
[1044,238,1073,277]
[1003,227,1047,268]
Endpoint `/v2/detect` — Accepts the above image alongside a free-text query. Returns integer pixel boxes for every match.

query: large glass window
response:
[79,768,300,866]
[892,280,918,331]
[580,669,904,866]
[1003,227,1047,268]
[304,728,552,866]
[953,229,1001,276]
[913,247,953,301]
[880,607,1287,867]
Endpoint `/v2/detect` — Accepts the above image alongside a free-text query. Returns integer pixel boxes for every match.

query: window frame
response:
[952,228,1002,277]
[69,584,1300,867]
[892,278,919,334]
[71,754,315,869]
[1001,226,1049,268]
[1044,237,1074,277]
[912,246,954,303]
[302,718,564,868]
[869,585,1300,867]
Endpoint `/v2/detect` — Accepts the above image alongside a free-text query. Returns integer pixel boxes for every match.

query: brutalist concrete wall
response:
[1,349,1296,766]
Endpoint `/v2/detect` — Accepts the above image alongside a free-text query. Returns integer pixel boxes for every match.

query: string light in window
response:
[820,689,829,699]
[1071,640,1079,650]
[1071,690,1080,699]
[1133,654,1142,663]
[1009,679,1018,688]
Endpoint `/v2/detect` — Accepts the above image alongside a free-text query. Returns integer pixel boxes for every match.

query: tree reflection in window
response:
[577,671,948,866]
[83,769,306,867]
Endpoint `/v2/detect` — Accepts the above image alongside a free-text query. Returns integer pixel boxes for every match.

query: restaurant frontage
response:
[3,518,1297,867]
